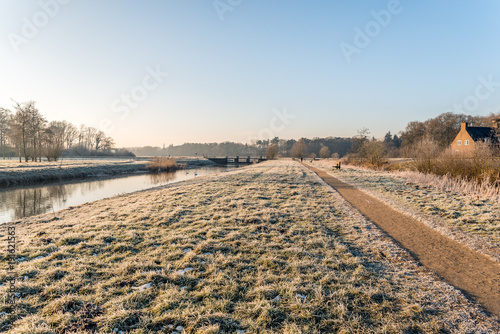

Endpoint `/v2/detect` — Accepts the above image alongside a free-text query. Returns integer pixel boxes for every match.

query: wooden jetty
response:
[206,156,267,165]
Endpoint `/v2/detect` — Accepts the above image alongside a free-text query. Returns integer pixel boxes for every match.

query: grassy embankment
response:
[0,160,148,187]
[1,161,498,333]
[311,160,500,262]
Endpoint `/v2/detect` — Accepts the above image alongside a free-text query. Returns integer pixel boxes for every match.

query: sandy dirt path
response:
[304,163,500,316]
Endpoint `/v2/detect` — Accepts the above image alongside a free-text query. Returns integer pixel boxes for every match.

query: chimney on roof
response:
[493,118,500,129]
[461,122,468,131]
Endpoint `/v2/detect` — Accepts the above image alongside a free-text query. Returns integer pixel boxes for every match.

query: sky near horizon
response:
[1,1,500,147]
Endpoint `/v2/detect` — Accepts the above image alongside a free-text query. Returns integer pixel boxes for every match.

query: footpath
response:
[303,163,500,316]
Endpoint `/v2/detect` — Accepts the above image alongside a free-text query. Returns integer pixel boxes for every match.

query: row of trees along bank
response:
[127,137,355,159]
[0,101,123,162]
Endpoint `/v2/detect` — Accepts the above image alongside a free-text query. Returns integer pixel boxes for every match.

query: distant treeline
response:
[127,137,354,158]
[400,112,500,148]
[345,112,500,167]
[0,101,134,161]
[127,112,500,161]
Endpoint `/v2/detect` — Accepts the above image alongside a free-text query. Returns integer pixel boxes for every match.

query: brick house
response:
[451,120,499,153]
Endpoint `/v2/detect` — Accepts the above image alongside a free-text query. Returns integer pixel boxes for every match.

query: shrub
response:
[410,139,500,186]
[266,145,277,160]
[411,138,442,173]
[146,157,177,172]
[319,146,330,159]
[364,140,386,167]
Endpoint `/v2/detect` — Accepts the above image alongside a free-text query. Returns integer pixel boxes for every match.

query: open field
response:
[1,161,499,333]
[311,160,500,263]
[0,160,148,188]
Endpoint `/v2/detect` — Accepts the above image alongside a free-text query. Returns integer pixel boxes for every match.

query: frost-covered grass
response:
[0,160,146,187]
[1,161,498,333]
[0,159,138,171]
[311,160,500,260]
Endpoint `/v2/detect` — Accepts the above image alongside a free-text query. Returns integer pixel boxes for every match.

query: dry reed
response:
[146,157,178,172]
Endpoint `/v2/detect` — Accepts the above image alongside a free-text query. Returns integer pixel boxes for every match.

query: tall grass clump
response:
[146,157,178,172]
[399,170,500,202]
[412,139,500,187]
[412,138,442,174]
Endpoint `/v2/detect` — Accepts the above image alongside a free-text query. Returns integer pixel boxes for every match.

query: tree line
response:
[346,112,500,166]
[0,101,122,162]
[6,105,491,163]
[127,137,354,159]
[400,112,500,149]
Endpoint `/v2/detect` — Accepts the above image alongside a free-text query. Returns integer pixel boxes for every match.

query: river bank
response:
[0,158,217,188]
[1,160,498,333]
[0,166,232,224]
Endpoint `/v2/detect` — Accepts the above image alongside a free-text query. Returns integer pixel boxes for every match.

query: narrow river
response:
[0,166,233,223]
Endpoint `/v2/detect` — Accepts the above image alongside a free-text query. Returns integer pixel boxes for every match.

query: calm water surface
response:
[0,166,232,223]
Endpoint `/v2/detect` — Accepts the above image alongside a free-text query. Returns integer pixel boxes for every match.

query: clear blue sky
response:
[1,0,500,147]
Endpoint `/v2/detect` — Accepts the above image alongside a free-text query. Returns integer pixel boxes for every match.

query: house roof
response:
[466,127,496,141]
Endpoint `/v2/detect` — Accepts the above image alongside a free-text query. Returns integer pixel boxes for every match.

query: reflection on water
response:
[147,171,177,184]
[0,166,231,223]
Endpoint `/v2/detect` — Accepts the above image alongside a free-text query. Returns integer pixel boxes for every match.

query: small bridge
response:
[206,156,267,165]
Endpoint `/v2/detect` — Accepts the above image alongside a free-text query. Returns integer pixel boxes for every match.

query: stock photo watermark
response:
[248,107,296,144]
[4,224,19,308]
[446,74,500,113]
[213,0,243,21]
[340,0,406,63]
[100,65,168,133]
[7,0,71,54]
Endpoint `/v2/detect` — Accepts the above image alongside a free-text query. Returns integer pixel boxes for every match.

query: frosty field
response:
[1,160,498,333]
[309,160,500,263]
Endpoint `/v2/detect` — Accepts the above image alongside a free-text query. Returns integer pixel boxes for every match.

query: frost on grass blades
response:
[7,0,71,54]
[445,74,500,114]
[247,107,296,144]
[213,0,243,21]
[4,161,499,332]
[100,65,168,134]
[340,0,405,63]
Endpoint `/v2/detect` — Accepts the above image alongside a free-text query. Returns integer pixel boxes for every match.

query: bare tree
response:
[266,144,277,160]
[44,121,66,161]
[102,136,115,151]
[319,146,330,159]
[64,122,78,149]
[352,128,370,162]
[291,138,308,158]
[78,124,86,148]
[10,101,46,162]
[10,101,31,162]
[3,102,117,160]
[85,126,98,151]
[0,108,11,159]
[28,106,46,162]
[363,139,386,167]
[94,130,106,151]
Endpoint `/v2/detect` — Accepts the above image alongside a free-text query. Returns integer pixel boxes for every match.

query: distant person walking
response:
[300,157,303,163]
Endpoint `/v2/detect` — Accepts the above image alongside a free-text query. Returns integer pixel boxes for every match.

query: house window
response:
[457,140,462,146]
[465,140,469,146]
